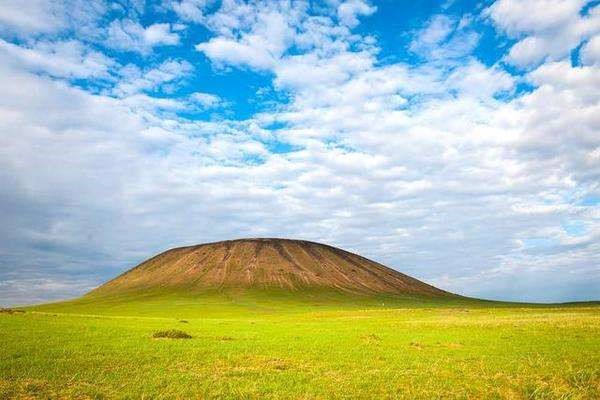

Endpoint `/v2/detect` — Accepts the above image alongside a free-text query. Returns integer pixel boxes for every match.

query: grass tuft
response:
[152,329,192,339]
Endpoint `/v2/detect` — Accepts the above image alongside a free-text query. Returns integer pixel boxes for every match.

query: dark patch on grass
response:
[361,333,381,344]
[22,379,50,397]
[566,369,599,389]
[410,341,424,349]
[179,320,189,323]
[435,341,464,349]
[266,358,289,371]
[0,308,25,314]
[152,329,192,339]
[216,336,235,341]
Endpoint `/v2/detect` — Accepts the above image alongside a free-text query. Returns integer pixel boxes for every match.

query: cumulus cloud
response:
[190,92,222,108]
[0,0,67,36]
[194,0,375,71]
[486,0,600,67]
[0,0,106,38]
[337,0,376,28]
[413,14,454,45]
[112,59,194,97]
[0,39,116,79]
[486,0,584,35]
[409,14,479,61]
[196,6,295,70]
[171,0,211,23]
[581,34,600,65]
[106,19,181,54]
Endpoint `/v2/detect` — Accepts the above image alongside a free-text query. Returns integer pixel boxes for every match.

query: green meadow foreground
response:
[1,292,599,399]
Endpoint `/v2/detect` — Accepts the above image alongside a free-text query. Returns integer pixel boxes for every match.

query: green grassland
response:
[1,290,599,399]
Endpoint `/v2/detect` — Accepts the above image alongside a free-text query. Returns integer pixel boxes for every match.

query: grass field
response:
[1,291,599,399]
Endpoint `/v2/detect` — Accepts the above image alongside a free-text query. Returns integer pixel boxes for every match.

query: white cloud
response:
[190,92,222,108]
[195,0,375,71]
[486,0,585,35]
[274,51,374,91]
[486,0,600,67]
[0,0,66,36]
[120,94,189,113]
[337,0,376,28]
[528,60,600,104]
[581,34,600,65]
[0,39,116,79]
[197,36,278,69]
[171,0,210,23]
[0,0,107,39]
[112,59,194,97]
[446,61,515,98]
[412,14,454,48]
[106,19,181,54]
[410,14,479,61]
[196,7,295,70]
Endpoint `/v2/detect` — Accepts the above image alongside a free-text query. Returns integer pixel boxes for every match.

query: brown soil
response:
[89,238,452,297]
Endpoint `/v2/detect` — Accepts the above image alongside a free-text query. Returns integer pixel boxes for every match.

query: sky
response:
[0,0,599,306]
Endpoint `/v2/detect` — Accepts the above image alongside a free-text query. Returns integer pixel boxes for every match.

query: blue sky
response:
[0,0,599,305]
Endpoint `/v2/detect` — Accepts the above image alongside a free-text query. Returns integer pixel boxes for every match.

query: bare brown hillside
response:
[89,238,452,297]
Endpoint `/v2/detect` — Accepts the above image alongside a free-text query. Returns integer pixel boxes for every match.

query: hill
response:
[87,238,452,299]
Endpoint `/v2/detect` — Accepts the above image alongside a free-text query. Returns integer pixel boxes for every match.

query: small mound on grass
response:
[152,329,192,339]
